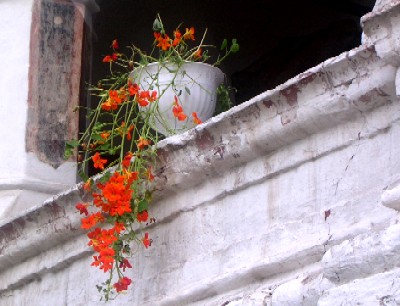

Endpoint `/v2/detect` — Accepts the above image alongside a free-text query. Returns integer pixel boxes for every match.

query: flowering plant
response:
[65,15,238,301]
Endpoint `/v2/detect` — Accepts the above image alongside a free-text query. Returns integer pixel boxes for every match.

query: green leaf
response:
[113,239,123,252]
[220,38,227,51]
[93,122,108,131]
[98,171,111,184]
[215,84,235,115]
[184,87,191,95]
[138,199,148,212]
[66,139,80,147]
[64,148,73,160]
[64,140,80,160]
[97,143,110,151]
[91,134,105,141]
[230,39,239,53]
[78,169,89,182]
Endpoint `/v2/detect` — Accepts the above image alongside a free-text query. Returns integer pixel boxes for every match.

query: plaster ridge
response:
[157,44,378,153]
[151,137,372,228]
[0,248,92,294]
[0,178,73,194]
[322,222,400,285]
[152,245,325,306]
[0,186,84,271]
[361,0,400,26]
[155,62,395,196]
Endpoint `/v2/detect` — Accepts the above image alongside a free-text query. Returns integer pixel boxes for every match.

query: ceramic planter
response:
[130,62,224,136]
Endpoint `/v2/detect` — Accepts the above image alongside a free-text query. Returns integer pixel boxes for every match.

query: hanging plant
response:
[65,14,238,301]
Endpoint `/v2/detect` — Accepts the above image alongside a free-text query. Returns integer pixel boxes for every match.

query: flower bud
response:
[152,18,162,32]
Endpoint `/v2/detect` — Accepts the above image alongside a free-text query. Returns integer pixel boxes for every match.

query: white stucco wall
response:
[2,0,400,305]
[0,0,78,220]
[0,0,33,216]
[0,0,33,178]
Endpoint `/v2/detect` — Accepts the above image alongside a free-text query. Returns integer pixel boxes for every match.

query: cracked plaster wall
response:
[2,0,400,305]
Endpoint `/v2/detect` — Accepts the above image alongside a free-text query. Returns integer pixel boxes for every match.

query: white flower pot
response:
[130,62,224,136]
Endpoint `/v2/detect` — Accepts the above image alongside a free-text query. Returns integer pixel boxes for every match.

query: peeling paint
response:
[195,129,215,151]
[280,84,300,107]
[298,71,318,85]
[263,100,274,108]
[0,221,24,253]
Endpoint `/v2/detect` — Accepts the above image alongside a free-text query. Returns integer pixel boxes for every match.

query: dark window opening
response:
[87,0,374,103]
[80,0,375,175]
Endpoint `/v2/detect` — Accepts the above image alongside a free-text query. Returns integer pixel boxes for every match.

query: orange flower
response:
[111,39,118,50]
[113,222,125,234]
[92,247,115,272]
[101,98,118,111]
[118,88,128,102]
[192,112,202,125]
[102,55,113,63]
[183,27,195,40]
[193,48,202,59]
[126,124,134,140]
[109,89,122,104]
[92,152,107,170]
[100,172,133,216]
[149,90,157,102]
[100,132,110,140]
[146,166,155,181]
[113,201,132,216]
[76,202,89,216]
[83,179,92,191]
[142,232,151,248]
[117,122,134,140]
[102,53,118,63]
[128,82,140,96]
[137,137,151,150]
[87,227,118,252]
[156,34,171,51]
[172,96,187,121]
[122,152,133,168]
[173,29,182,46]
[123,168,139,184]
[153,32,161,41]
[113,276,132,292]
[137,210,149,223]
[137,91,150,106]
[81,212,105,229]
[101,90,123,111]
[137,90,157,107]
